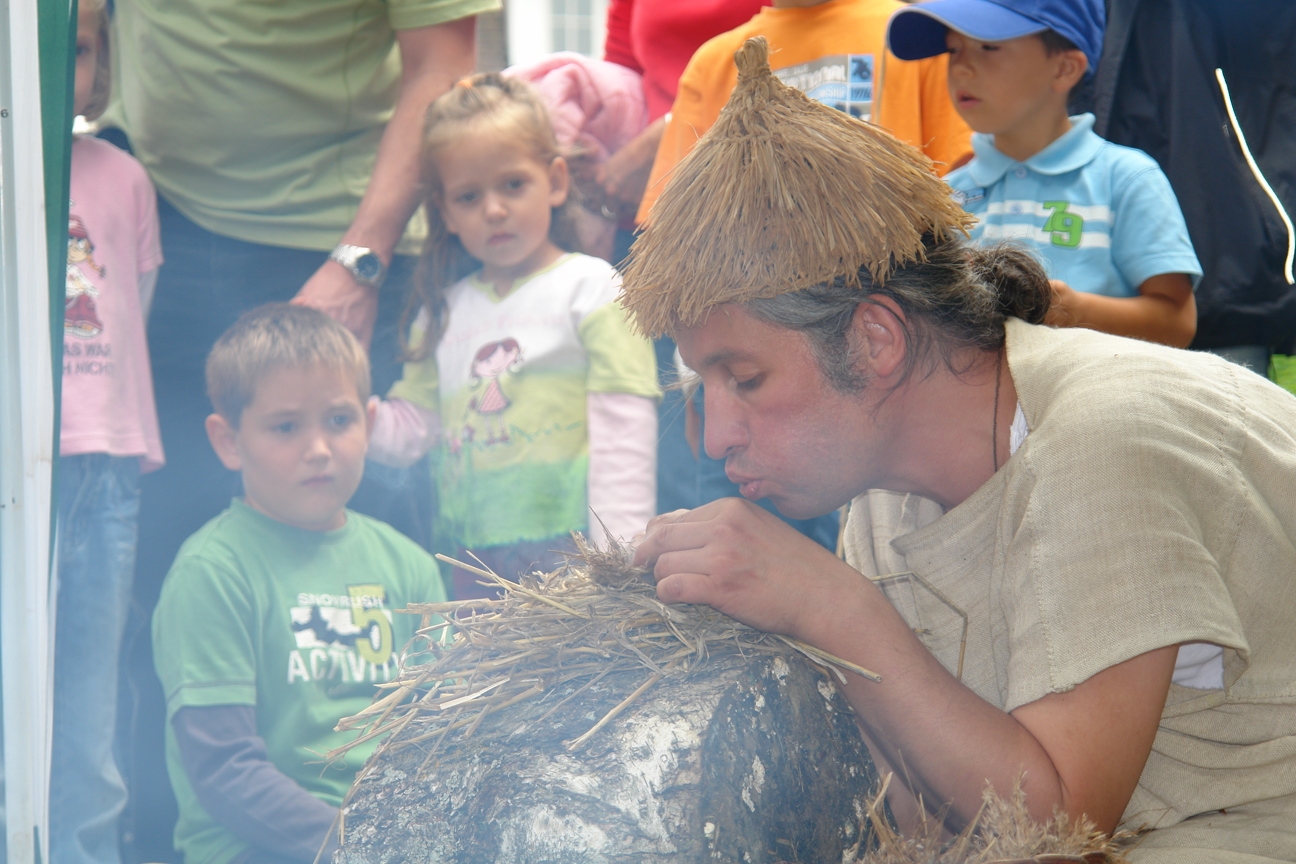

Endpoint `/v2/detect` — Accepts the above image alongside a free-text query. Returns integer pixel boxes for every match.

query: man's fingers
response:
[650,545,716,584]
[645,508,691,531]
[655,571,714,606]
[633,517,716,567]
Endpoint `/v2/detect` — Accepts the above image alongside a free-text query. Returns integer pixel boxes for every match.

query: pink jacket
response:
[504,52,648,163]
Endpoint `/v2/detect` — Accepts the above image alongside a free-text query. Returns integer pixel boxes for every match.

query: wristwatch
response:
[329,244,387,288]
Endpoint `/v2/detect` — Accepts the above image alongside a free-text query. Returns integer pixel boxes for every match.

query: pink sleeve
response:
[368,397,440,468]
[586,391,657,545]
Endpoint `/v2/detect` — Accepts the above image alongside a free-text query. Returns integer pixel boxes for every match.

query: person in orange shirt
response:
[637,0,973,224]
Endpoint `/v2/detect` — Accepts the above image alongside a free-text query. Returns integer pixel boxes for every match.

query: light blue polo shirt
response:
[945,114,1201,298]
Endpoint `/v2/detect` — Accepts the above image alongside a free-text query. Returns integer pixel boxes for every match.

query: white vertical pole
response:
[0,0,58,863]
[506,0,553,68]
[589,0,608,60]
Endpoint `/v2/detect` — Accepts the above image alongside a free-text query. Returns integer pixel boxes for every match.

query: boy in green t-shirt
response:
[153,304,446,864]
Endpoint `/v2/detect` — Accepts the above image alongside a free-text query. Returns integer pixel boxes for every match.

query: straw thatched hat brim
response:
[621,37,974,337]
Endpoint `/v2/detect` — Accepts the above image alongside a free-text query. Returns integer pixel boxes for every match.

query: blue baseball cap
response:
[887,0,1105,79]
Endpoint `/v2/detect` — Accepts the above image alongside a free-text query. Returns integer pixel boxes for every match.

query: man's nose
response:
[702,389,747,461]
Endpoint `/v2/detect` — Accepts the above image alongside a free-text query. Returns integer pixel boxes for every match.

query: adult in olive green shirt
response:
[109,0,497,342]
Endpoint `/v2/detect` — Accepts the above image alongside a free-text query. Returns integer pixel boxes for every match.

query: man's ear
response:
[548,155,571,208]
[1054,50,1088,94]
[850,297,908,381]
[205,413,243,471]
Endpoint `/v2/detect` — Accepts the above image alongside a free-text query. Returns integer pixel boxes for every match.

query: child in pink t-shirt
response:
[51,3,164,864]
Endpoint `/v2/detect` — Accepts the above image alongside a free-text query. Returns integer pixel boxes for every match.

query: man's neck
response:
[875,347,1017,510]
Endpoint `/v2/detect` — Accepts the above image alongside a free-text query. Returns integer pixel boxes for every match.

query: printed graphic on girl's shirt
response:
[65,210,106,339]
[287,583,396,685]
[461,338,522,449]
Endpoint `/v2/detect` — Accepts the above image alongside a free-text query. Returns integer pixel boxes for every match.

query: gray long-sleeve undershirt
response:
[172,705,341,864]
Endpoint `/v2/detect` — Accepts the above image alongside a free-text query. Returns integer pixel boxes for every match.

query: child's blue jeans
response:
[49,454,140,864]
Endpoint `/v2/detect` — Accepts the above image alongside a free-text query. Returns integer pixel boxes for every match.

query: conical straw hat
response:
[621,37,974,337]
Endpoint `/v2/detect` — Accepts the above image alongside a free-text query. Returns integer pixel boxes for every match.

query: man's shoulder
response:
[1006,321,1248,443]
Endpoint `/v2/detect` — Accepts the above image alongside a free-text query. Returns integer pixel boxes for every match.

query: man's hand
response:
[294,260,379,347]
[633,498,1179,835]
[632,498,857,639]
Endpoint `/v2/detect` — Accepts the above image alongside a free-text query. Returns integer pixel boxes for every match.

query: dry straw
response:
[329,540,1135,864]
[620,36,974,337]
[846,777,1136,864]
[329,535,879,767]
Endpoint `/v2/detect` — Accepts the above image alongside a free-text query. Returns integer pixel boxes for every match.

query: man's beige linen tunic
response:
[843,319,1296,862]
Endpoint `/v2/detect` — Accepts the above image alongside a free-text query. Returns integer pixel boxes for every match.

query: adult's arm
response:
[1046,274,1197,348]
[595,116,666,216]
[632,499,1178,834]
[172,705,339,863]
[293,18,478,345]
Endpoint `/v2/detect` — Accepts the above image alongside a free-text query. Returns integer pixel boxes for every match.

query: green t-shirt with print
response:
[153,500,445,864]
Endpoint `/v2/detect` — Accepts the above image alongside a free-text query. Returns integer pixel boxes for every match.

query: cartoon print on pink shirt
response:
[65,210,106,338]
[463,338,522,447]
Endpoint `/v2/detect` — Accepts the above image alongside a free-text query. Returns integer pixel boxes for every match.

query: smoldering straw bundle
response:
[621,36,974,337]
[329,536,877,766]
[848,777,1136,864]
[330,540,1134,864]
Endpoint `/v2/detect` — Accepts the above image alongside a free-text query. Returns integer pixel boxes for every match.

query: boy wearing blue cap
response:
[888,0,1202,348]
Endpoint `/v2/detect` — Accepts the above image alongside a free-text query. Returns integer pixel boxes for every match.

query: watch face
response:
[355,253,383,282]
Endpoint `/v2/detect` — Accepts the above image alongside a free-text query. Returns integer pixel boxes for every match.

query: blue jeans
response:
[50,454,141,864]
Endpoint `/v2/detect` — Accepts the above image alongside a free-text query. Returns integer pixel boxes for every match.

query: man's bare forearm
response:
[341,18,478,261]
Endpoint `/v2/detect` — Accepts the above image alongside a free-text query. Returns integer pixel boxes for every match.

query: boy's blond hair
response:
[206,303,371,425]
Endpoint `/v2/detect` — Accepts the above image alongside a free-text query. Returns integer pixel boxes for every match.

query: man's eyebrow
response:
[697,349,750,370]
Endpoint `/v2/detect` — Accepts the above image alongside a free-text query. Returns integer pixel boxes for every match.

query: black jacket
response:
[1093,0,1296,351]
